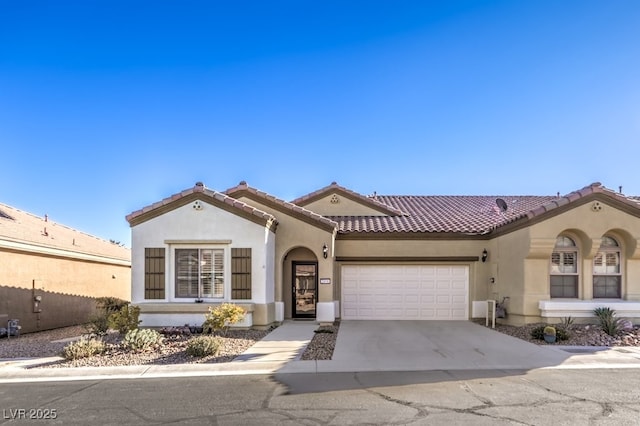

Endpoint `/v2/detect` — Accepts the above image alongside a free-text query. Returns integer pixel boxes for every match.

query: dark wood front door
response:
[292,262,317,318]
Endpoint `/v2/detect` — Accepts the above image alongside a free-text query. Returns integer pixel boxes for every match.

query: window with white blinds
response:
[550,236,579,298]
[175,248,224,298]
[593,236,622,298]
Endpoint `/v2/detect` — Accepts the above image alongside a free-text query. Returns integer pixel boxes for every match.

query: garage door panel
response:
[342,265,469,320]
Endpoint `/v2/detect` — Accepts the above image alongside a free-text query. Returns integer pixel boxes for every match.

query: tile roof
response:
[224,181,338,230]
[330,195,557,234]
[330,183,640,234]
[126,182,277,226]
[0,203,131,261]
[291,181,406,215]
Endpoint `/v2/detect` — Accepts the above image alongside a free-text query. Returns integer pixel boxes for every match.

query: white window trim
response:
[593,235,623,299]
[168,243,231,303]
[550,235,580,299]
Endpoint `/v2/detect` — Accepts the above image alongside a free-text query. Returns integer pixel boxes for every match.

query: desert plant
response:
[108,305,141,334]
[186,336,222,357]
[543,326,556,336]
[202,303,246,335]
[531,325,569,341]
[123,328,164,351]
[85,312,110,336]
[96,297,129,315]
[593,307,620,336]
[61,337,105,360]
[560,316,574,330]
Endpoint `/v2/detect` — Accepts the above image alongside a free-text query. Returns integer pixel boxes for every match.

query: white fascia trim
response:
[0,238,131,267]
[539,300,640,318]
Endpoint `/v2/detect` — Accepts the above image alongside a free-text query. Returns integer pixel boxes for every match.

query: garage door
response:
[341,265,469,320]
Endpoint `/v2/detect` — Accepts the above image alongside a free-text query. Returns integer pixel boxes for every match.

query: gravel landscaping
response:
[485,320,640,347]
[2,319,639,369]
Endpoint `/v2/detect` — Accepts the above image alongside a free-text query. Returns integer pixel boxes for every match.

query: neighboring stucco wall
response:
[302,193,389,216]
[130,198,276,326]
[0,249,131,333]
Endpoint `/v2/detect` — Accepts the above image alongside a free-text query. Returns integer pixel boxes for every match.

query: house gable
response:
[126,182,277,232]
[491,183,640,238]
[224,181,337,233]
[291,182,404,217]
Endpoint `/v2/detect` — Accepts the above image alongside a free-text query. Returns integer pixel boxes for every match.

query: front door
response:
[292,262,317,318]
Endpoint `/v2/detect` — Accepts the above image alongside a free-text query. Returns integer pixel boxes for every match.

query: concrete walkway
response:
[2,320,640,383]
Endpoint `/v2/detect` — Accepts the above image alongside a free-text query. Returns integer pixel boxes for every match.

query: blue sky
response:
[2,1,639,247]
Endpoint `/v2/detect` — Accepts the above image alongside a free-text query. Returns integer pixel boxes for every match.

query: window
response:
[550,236,578,298]
[593,236,621,298]
[175,249,224,298]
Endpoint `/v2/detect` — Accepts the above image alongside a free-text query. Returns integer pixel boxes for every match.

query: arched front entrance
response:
[283,247,318,319]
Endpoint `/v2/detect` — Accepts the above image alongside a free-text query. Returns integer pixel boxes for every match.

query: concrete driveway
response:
[328,320,570,372]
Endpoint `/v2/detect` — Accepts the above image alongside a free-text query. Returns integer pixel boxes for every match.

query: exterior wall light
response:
[323,244,328,259]
[481,249,488,263]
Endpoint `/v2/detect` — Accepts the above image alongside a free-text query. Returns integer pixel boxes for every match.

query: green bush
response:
[203,303,246,335]
[593,307,620,336]
[62,337,105,360]
[96,297,129,315]
[531,325,569,341]
[85,312,110,336]
[123,329,164,351]
[108,305,141,334]
[186,336,222,357]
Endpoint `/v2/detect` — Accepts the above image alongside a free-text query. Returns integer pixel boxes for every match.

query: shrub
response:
[108,305,141,334]
[543,326,556,336]
[85,312,110,336]
[203,303,246,335]
[96,297,129,315]
[62,337,105,360]
[186,336,222,357]
[123,329,164,351]
[593,307,620,336]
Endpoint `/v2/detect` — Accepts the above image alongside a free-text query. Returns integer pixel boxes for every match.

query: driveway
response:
[329,320,570,371]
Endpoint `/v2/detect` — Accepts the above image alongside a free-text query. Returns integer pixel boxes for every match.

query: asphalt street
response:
[1,369,640,425]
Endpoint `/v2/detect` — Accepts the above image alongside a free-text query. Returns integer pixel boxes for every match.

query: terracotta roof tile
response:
[224,182,338,230]
[332,183,640,234]
[0,203,131,261]
[291,181,406,215]
[126,183,277,225]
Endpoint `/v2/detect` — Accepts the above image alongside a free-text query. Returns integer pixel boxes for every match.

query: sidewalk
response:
[2,321,640,383]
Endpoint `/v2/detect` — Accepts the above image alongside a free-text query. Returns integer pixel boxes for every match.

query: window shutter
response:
[232,248,252,299]
[144,248,165,299]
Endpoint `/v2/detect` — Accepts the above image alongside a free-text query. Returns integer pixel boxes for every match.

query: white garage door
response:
[341,265,469,320]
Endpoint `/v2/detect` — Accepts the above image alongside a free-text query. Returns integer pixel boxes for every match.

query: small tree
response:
[202,303,246,336]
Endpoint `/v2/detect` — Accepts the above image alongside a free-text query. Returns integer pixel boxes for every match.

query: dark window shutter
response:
[231,248,251,299]
[145,248,165,299]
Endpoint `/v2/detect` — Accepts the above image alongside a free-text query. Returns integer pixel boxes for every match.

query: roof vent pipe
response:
[619,186,623,193]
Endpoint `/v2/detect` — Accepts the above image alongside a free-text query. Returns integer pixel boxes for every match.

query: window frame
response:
[172,245,227,301]
[593,235,622,299]
[550,235,579,299]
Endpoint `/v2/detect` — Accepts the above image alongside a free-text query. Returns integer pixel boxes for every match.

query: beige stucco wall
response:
[0,249,131,333]
[491,200,640,324]
[302,193,389,216]
[234,196,335,319]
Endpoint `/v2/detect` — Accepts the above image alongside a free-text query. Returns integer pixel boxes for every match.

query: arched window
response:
[550,236,578,298]
[593,236,621,298]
